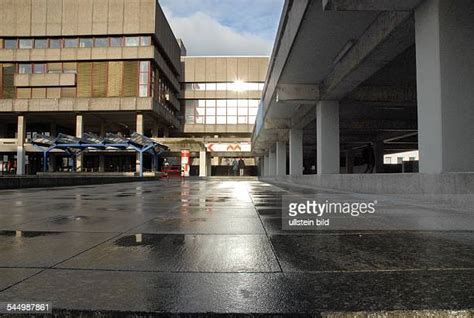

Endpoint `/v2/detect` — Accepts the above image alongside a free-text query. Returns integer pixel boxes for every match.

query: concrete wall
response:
[0,0,155,37]
[0,175,162,190]
[261,173,474,210]
[182,56,268,83]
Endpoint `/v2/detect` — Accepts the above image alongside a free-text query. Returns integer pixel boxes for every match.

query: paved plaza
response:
[0,179,472,315]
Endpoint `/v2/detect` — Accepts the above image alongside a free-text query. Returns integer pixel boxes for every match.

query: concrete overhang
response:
[322,0,424,11]
[253,0,417,152]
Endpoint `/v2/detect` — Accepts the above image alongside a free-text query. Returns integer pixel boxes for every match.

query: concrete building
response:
[254,0,474,205]
[171,55,268,176]
[0,0,181,175]
[0,0,269,177]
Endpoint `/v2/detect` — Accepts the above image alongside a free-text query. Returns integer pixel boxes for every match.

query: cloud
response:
[162,6,277,56]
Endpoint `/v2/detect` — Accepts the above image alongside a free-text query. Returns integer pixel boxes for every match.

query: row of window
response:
[185,99,259,125]
[0,36,151,49]
[184,82,264,92]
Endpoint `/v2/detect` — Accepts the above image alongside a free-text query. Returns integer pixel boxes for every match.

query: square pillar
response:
[345,150,354,174]
[16,115,26,176]
[268,148,276,176]
[276,141,287,176]
[415,0,474,173]
[264,153,270,176]
[316,101,340,174]
[199,150,208,177]
[136,113,144,173]
[163,126,170,137]
[152,121,159,138]
[75,114,83,172]
[289,128,303,176]
[374,141,384,173]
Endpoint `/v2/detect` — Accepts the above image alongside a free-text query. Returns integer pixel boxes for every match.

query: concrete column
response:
[16,115,26,176]
[199,150,208,177]
[152,121,159,138]
[264,153,270,176]
[268,148,276,176]
[50,123,57,137]
[415,0,474,173]
[136,113,144,173]
[99,122,106,173]
[345,150,354,174]
[374,141,384,173]
[276,141,287,176]
[289,128,303,176]
[162,126,170,137]
[316,101,340,174]
[75,114,83,172]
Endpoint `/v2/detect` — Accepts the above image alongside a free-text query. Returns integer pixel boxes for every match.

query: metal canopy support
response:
[31,132,168,175]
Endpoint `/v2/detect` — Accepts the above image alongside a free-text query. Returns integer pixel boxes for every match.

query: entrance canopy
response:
[32,132,168,176]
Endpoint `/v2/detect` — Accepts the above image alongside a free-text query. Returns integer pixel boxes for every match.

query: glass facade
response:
[0,36,152,49]
[185,99,259,125]
[185,82,264,92]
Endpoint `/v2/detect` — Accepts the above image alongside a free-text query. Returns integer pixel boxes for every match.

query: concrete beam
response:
[321,11,414,100]
[275,84,319,104]
[323,0,424,11]
[345,86,417,106]
[340,119,417,131]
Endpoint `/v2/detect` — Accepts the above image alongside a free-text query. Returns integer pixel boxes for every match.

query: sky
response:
[159,0,284,56]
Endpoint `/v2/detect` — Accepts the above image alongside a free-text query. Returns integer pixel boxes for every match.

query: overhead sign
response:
[206,143,251,152]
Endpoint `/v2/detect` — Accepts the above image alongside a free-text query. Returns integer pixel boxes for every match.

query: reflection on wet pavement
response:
[0,178,472,315]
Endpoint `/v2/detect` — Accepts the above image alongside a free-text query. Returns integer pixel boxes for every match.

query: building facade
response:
[0,0,181,174]
[176,56,268,176]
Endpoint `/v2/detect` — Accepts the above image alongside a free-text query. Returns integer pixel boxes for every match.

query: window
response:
[397,157,403,164]
[4,39,17,49]
[205,83,216,91]
[238,107,248,116]
[249,116,256,124]
[227,107,237,116]
[34,39,48,49]
[79,38,93,48]
[185,84,193,90]
[258,83,265,90]
[216,83,227,90]
[18,64,33,74]
[34,64,46,74]
[249,107,258,115]
[216,107,226,115]
[238,99,248,107]
[206,100,216,107]
[95,38,109,47]
[194,83,205,90]
[125,37,140,47]
[110,37,122,47]
[227,99,238,107]
[49,39,62,48]
[139,61,150,97]
[19,39,33,49]
[249,99,259,107]
[217,100,226,107]
[238,116,248,124]
[227,116,237,124]
[64,38,78,48]
[409,157,416,161]
[248,82,259,91]
[217,116,226,124]
[140,36,151,46]
[206,116,216,124]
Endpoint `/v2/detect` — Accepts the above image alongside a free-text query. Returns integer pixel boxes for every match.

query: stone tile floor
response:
[0,178,472,316]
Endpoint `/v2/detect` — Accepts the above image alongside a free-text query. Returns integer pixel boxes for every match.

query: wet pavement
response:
[0,178,473,316]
